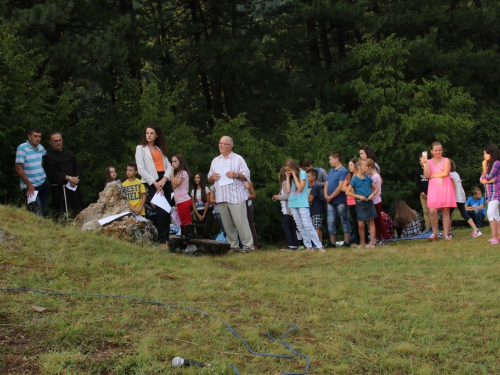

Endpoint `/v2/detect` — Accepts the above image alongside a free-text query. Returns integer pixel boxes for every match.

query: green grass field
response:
[1,205,499,374]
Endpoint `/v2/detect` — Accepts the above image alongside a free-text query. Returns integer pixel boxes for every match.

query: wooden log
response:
[168,235,230,255]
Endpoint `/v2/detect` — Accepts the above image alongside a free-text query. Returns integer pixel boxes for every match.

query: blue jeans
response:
[469,209,485,228]
[25,181,49,217]
[282,214,298,247]
[327,203,351,235]
[290,207,322,248]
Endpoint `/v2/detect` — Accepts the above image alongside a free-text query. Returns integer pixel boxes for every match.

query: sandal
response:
[241,248,253,253]
[428,234,437,241]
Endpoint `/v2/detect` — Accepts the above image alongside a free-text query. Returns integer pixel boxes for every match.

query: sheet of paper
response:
[65,181,78,191]
[151,192,172,213]
[98,212,131,226]
[214,162,233,187]
[27,190,38,204]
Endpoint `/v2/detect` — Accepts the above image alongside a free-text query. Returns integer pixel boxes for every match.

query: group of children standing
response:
[274,141,500,251]
[273,147,389,250]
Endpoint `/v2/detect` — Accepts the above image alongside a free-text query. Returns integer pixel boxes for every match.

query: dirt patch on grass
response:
[0,312,43,374]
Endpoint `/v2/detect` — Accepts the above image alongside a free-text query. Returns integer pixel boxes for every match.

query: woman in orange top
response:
[135,124,173,249]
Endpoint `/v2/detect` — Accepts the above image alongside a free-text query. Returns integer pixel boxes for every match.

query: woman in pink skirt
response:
[422,141,457,240]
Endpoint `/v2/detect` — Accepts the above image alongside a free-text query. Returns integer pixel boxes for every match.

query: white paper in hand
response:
[65,181,78,191]
[27,190,38,204]
[151,193,171,213]
[214,162,233,187]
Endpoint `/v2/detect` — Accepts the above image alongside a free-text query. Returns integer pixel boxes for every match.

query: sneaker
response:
[470,230,482,238]
[325,242,337,248]
[490,238,499,245]
[378,240,388,246]
[341,242,350,248]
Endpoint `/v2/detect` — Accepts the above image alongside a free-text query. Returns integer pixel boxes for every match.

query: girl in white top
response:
[104,166,119,188]
[449,159,482,238]
[191,172,213,238]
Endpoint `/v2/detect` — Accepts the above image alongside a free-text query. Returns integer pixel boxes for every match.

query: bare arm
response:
[292,171,305,192]
[345,185,367,201]
[15,164,35,197]
[327,180,345,200]
[430,159,451,178]
[171,172,183,189]
[368,182,379,200]
[246,181,256,200]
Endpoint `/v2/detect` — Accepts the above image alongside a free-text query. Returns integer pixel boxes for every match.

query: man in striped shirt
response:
[15,128,49,217]
[208,136,254,253]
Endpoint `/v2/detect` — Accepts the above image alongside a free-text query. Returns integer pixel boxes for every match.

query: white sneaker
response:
[470,230,482,238]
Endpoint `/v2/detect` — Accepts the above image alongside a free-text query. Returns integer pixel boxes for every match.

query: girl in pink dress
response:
[422,142,457,240]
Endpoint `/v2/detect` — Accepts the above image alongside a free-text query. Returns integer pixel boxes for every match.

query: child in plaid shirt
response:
[481,144,500,244]
[394,200,421,238]
[307,168,324,245]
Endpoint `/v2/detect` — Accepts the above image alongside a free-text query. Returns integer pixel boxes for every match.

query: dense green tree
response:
[3,0,500,240]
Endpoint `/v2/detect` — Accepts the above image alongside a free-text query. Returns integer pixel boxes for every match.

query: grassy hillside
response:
[1,205,499,374]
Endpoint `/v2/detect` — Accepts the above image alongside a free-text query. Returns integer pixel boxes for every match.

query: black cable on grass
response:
[1,287,310,375]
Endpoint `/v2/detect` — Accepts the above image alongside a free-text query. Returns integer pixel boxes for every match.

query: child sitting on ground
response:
[394,200,421,238]
[122,162,146,216]
[465,186,486,228]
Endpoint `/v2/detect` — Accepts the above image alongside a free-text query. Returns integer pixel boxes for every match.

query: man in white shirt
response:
[208,136,254,252]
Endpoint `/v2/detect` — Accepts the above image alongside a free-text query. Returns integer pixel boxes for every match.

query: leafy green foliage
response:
[2,0,500,237]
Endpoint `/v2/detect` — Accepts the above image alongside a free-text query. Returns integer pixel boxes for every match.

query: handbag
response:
[215,231,227,243]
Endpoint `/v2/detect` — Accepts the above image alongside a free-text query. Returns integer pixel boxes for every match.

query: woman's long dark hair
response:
[484,144,500,173]
[140,124,168,156]
[193,172,207,203]
[172,154,191,178]
[361,145,379,165]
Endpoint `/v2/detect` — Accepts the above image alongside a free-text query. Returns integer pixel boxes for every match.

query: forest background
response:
[1,0,499,242]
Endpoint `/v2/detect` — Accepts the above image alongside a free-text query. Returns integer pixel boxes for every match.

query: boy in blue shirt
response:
[324,151,351,248]
[465,186,486,228]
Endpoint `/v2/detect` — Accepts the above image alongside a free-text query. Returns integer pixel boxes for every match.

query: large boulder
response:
[74,181,157,244]
[98,216,158,244]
